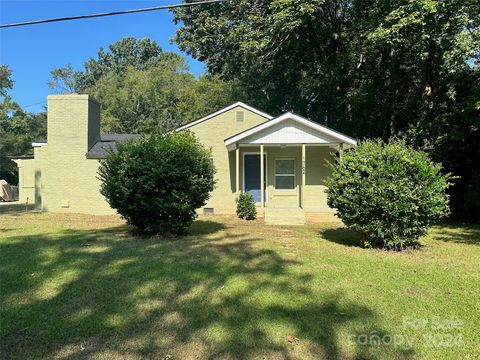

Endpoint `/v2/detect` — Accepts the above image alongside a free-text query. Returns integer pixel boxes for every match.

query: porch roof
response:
[224,112,357,150]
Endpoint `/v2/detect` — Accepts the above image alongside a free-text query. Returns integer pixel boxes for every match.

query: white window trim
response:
[274,158,296,191]
[242,152,268,203]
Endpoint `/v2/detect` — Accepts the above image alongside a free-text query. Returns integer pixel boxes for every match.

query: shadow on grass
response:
[1,219,413,359]
[188,219,227,235]
[429,223,480,245]
[319,227,365,248]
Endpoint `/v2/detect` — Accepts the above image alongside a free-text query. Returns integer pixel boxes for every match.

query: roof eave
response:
[8,155,34,160]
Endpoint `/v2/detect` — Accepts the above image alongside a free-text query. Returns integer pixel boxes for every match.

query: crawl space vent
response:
[203,207,214,214]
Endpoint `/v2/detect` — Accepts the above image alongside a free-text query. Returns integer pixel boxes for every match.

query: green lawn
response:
[1,207,479,359]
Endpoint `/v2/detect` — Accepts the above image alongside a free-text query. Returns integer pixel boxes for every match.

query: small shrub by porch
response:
[236,192,257,220]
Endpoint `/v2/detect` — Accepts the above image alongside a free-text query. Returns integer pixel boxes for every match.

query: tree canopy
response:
[0,65,14,97]
[49,37,236,133]
[0,66,47,184]
[174,0,478,136]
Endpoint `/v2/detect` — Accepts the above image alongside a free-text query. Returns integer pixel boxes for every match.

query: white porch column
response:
[260,145,265,208]
[302,144,306,208]
[235,145,240,194]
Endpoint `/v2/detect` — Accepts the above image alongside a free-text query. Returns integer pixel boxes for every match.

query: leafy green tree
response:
[176,75,235,127]
[47,64,76,93]
[0,97,47,184]
[89,55,191,133]
[49,37,236,133]
[85,37,169,92]
[98,132,216,235]
[90,61,234,134]
[0,65,14,97]
[1,66,47,184]
[363,0,480,220]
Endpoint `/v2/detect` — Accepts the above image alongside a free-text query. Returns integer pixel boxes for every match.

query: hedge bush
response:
[98,132,215,235]
[236,192,257,220]
[326,140,453,250]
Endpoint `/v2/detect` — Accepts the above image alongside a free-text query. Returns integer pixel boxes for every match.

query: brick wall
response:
[35,95,115,215]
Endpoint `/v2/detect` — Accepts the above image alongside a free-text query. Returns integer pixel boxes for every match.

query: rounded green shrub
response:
[236,192,257,220]
[326,140,453,249]
[98,132,215,235]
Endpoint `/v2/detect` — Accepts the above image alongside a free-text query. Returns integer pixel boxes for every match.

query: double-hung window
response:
[275,159,295,190]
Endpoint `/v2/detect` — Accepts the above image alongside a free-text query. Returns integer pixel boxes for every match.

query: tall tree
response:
[49,37,236,133]
[364,0,480,220]
[91,64,233,133]
[0,67,47,184]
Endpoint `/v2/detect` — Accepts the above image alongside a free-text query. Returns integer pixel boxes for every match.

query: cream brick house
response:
[13,94,356,223]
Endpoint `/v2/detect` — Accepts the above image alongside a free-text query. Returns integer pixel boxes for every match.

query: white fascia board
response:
[32,142,47,147]
[224,112,357,146]
[175,102,273,131]
[226,142,340,152]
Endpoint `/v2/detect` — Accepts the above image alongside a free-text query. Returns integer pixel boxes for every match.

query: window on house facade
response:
[275,159,295,190]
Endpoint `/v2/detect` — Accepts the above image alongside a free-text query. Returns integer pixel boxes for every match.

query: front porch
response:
[233,144,336,225]
[224,112,357,222]
[231,144,339,209]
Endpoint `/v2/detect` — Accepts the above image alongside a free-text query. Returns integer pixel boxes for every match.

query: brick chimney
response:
[47,94,100,153]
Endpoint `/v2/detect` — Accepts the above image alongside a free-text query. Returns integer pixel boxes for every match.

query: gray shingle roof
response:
[86,134,141,159]
[100,134,141,142]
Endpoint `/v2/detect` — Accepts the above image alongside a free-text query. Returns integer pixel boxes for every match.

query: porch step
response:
[264,208,306,225]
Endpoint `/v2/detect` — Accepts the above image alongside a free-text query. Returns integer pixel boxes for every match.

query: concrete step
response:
[265,219,306,225]
[265,214,305,219]
[264,207,306,225]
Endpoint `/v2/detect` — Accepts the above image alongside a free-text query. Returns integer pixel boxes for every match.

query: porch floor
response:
[264,207,306,225]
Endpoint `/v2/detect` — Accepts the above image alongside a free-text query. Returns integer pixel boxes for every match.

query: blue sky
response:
[0,0,205,113]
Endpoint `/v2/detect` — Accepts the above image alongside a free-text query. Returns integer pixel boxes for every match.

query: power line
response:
[0,0,227,29]
[23,101,46,109]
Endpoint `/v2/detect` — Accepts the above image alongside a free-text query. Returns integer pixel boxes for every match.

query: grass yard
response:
[1,207,479,359]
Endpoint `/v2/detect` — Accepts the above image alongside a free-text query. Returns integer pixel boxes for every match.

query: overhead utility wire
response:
[0,0,227,29]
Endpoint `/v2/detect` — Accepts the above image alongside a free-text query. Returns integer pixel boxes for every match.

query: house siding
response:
[34,95,114,215]
[13,158,35,204]
[303,146,335,210]
[187,106,270,213]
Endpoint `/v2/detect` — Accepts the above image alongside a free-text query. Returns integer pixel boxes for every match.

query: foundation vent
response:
[203,207,214,214]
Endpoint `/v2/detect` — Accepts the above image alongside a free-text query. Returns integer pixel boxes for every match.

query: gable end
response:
[175,102,273,131]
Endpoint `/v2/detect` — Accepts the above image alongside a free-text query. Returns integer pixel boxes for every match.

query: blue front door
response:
[244,154,267,202]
